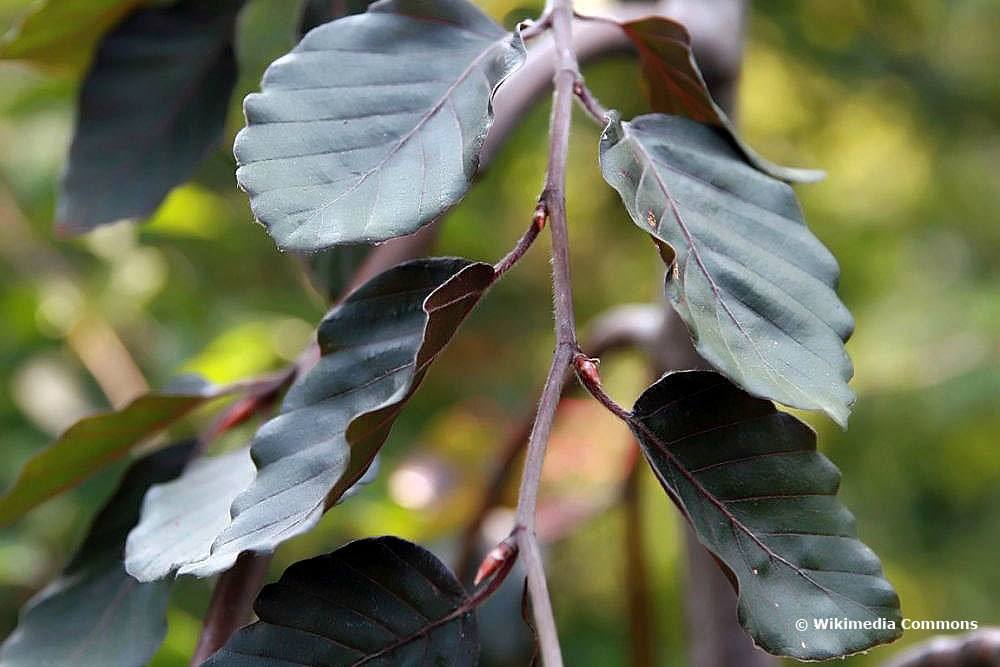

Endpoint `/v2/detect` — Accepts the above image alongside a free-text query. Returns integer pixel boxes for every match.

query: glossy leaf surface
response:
[203,536,478,666]
[235,0,525,250]
[631,372,901,659]
[180,258,495,576]
[600,113,855,425]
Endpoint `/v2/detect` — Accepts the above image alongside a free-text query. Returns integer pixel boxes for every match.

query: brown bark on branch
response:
[881,629,1000,667]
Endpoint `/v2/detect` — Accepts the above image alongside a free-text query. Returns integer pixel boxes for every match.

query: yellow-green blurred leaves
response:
[742,47,932,227]
[0,0,139,73]
[812,96,930,224]
[144,185,234,240]
[180,317,312,385]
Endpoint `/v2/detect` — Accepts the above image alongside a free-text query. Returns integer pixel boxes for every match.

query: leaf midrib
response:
[633,413,887,619]
[625,127,820,405]
[293,27,510,232]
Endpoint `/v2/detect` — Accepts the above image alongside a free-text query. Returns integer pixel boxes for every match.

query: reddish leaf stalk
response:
[573,79,609,125]
[190,552,272,665]
[494,202,547,277]
[573,352,814,578]
[455,304,663,579]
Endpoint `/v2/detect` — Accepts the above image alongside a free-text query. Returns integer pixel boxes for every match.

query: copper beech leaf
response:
[0,378,232,526]
[203,537,478,666]
[234,0,526,250]
[124,447,256,583]
[180,258,495,577]
[0,442,193,667]
[631,371,901,660]
[124,448,378,582]
[56,0,242,234]
[600,113,855,425]
[620,17,824,183]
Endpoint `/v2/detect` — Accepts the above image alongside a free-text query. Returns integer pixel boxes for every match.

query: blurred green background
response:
[0,0,997,665]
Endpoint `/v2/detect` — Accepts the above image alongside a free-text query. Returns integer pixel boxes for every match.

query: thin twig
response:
[573,79,609,125]
[455,304,663,578]
[190,552,272,665]
[515,343,572,667]
[507,0,584,661]
[494,203,547,277]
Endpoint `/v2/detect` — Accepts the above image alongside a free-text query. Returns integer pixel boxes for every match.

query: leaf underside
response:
[621,17,824,184]
[235,0,526,250]
[0,377,229,526]
[631,372,901,660]
[56,0,241,234]
[125,447,256,583]
[0,442,193,667]
[126,448,379,583]
[180,258,495,577]
[203,536,478,666]
[600,113,855,425]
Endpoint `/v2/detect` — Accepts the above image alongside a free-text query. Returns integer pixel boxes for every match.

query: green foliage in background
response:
[0,0,997,664]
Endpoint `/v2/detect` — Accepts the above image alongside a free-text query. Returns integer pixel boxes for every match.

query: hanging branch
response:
[0,0,909,663]
[455,304,662,579]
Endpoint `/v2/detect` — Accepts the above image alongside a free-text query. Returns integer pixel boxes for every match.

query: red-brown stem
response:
[455,305,662,582]
[494,202,547,277]
[572,352,631,421]
[573,79,608,125]
[190,552,272,665]
[454,408,538,579]
[509,0,582,661]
